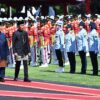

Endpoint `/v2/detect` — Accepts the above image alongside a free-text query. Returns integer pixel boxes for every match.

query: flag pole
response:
[9,6,12,18]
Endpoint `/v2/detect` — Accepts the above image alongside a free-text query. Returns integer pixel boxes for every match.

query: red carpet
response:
[0,78,100,100]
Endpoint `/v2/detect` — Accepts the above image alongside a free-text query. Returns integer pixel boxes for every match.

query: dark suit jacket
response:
[0,32,9,60]
[12,30,30,57]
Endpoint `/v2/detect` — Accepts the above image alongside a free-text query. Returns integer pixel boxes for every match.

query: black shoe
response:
[81,72,86,74]
[70,71,75,74]
[24,79,31,82]
[14,78,18,81]
[93,73,98,76]
[0,78,5,82]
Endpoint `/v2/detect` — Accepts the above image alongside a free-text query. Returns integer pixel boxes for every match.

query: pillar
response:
[63,3,68,15]
[85,0,91,14]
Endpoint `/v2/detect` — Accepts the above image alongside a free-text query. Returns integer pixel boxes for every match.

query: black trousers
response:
[79,51,87,74]
[67,52,76,73]
[55,49,64,67]
[14,60,28,80]
[89,51,98,75]
[0,67,5,79]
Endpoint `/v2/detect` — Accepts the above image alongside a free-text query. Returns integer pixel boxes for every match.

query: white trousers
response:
[40,46,48,64]
[30,44,37,66]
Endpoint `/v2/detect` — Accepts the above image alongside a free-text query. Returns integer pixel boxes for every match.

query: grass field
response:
[6,56,100,88]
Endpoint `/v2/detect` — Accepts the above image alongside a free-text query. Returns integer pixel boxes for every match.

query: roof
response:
[0,0,79,7]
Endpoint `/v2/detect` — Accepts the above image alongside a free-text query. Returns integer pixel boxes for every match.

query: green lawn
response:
[6,56,100,87]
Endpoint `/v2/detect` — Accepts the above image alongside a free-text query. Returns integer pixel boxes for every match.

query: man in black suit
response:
[12,21,31,82]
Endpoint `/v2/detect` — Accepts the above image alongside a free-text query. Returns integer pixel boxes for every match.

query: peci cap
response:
[67,24,72,30]
[17,20,24,26]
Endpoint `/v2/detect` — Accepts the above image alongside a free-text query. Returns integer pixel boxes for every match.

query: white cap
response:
[56,15,59,18]
[25,17,29,21]
[36,16,39,19]
[96,14,100,18]
[98,15,100,19]
[87,14,91,18]
[1,8,5,12]
[0,18,2,22]
[31,16,35,20]
[41,16,44,19]
[3,17,8,21]
[78,14,81,18]
[68,15,71,19]
[50,16,54,20]
[59,15,64,20]
[95,14,99,16]
[13,17,18,21]
[18,17,23,21]
[8,17,12,21]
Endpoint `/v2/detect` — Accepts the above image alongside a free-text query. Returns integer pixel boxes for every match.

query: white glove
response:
[95,50,98,54]
[14,53,18,56]
[28,53,31,56]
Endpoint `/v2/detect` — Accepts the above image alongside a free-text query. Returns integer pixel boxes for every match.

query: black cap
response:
[91,14,97,19]
[0,22,2,26]
[81,15,87,19]
[17,21,24,26]
[67,24,72,30]
[73,14,78,18]
[41,19,47,24]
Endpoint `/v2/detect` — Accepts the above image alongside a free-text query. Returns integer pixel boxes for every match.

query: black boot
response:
[0,78,5,82]
[24,78,31,82]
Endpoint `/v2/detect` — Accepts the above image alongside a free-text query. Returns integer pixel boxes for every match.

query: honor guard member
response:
[92,15,100,54]
[81,15,90,57]
[63,22,69,66]
[28,24,34,66]
[12,21,31,82]
[54,22,65,73]
[43,21,50,66]
[50,22,58,65]
[81,15,90,33]
[0,22,9,82]
[38,20,48,67]
[29,23,38,67]
[92,15,100,35]
[76,22,88,74]
[72,15,80,34]
[88,22,99,75]
[32,23,38,66]
[6,22,14,68]
[65,24,76,73]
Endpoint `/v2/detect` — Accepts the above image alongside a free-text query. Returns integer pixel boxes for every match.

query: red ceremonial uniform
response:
[28,26,34,47]
[43,24,50,46]
[72,20,80,34]
[85,20,90,33]
[38,26,44,48]
[50,25,56,45]
[7,26,14,47]
[95,20,100,36]
[33,26,38,44]
[23,24,28,32]
[47,21,52,29]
